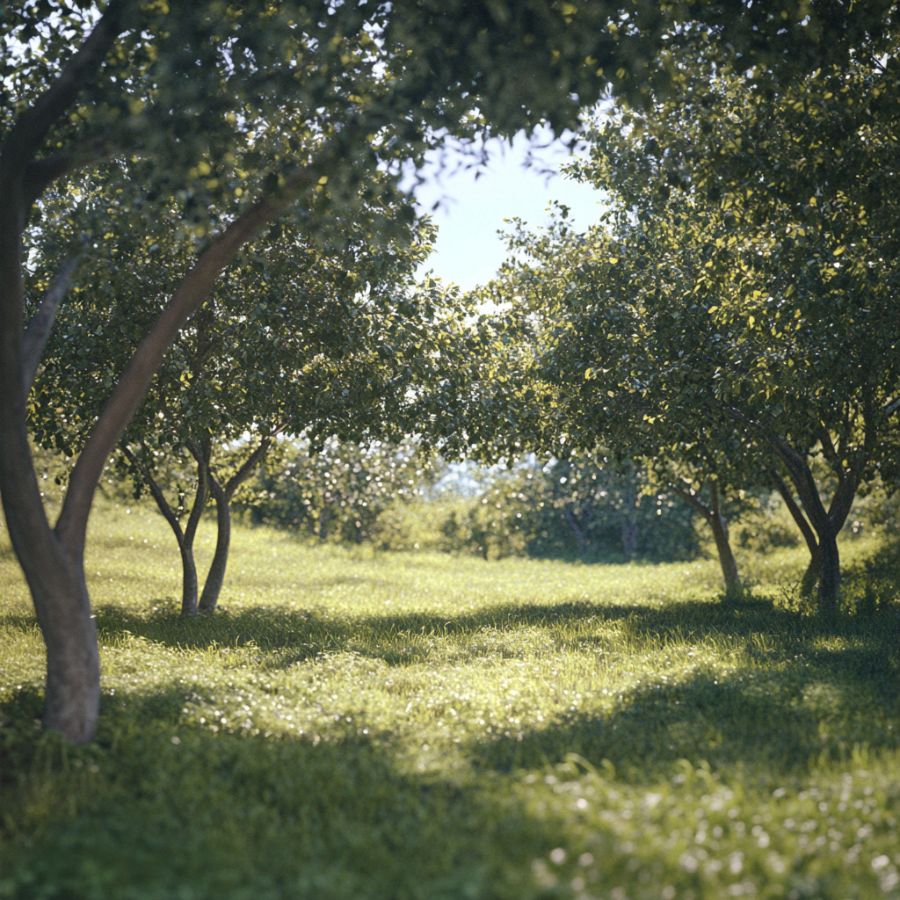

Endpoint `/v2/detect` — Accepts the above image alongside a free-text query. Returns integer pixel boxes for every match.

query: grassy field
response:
[1,501,899,899]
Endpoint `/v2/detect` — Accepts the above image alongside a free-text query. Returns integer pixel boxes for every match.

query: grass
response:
[1,500,898,899]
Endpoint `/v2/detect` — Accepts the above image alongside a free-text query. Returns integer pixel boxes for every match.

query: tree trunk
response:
[121,443,207,617]
[198,435,271,612]
[1,177,100,743]
[0,4,299,742]
[801,548,821,597]
[709,509,741,602]
[199,483,231,613]
[179,537,200,616]
[772,472,820,597]
[671,481,741,602]
[34,554,100,742]
[818,531,840,621]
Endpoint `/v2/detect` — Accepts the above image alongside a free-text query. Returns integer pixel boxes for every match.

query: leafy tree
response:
[32,165,442,614]
[440,454,698,562]
[482,209,762,599]
[525,30,900,614]
[248,437,437,546]
[1,1,894,740]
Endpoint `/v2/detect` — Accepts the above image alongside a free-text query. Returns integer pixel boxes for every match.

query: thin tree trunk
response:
[709,509,741,601]
[122,442,208,616]
[772,472,820,596]
[670,480,740,601]
[199,481,231,613]
[178,538,200,615]
[818,530,840,621]
[766,435,858,619]
[199,434,271,612]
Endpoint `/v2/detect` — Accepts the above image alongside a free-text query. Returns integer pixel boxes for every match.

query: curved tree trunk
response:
[0,3,310,741]
[198,434,273,613]
[199,481,231,613]
[767,432,860,621]
[708,484,741,602]
[1,172,101,743]
[671,480,740,602]
[773,472,820,597]
[122,442,208,616]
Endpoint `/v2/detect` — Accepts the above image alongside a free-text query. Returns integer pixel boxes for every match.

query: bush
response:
[244,438,436,545]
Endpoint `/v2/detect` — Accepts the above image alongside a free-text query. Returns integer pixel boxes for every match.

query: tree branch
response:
[224,434,273,499]
[1,2,127,181]
[56,162,320,554]
[183,439,210,549]
[23,138,115,204]
[22,253,82,394]
[772,470,818,557]
[670,480,713,518]
[120,442,182,541]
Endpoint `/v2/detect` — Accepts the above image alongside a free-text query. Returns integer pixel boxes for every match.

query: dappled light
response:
[2,2,898,896]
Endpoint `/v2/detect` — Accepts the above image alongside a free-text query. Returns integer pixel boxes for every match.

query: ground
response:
[1,501,898,898]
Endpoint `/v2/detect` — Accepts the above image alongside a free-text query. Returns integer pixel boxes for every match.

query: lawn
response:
[1,501,898,899]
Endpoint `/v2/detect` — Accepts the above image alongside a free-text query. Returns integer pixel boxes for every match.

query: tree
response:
[529,28,900,614]
[32,163,438,615]
[480,207,766,599]
[1,1,894,741]
[248,437,437,546]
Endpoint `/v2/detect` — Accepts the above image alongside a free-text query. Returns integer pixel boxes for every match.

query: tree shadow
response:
[0,684,554,900]
[468,641,900,783]
[85,596,897,664]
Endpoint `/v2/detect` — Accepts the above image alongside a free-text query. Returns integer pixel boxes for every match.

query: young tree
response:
[484,211,764,599]
[32,166,443,614]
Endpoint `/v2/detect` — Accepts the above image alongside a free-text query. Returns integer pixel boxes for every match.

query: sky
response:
[410,129,607,291]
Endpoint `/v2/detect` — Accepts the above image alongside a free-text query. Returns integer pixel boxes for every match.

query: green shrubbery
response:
[436,459,699,562]
[243,446,700,562]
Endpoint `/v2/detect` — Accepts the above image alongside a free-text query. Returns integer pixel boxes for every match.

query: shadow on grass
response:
[5,597,898,678]
[0,686,545,900]
[73,596,898,664]
[468,660,899,782]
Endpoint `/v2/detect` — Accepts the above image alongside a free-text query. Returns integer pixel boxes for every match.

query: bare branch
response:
[120,442,182,540]
[183,440,210,549]
[772,470,818,557]
[669,480,713,518]
[224,434,273,498]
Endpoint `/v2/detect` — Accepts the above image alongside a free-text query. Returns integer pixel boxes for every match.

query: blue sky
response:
[411,130,606,291]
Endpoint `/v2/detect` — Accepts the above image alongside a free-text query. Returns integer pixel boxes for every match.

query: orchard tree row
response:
[474,24,899,613]
[1,0,897,743]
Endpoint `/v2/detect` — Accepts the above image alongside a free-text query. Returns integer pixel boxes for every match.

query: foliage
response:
[440,455,699,563]
[246,438,438,546]
[2,501,899,898]
[485,26,900,611]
